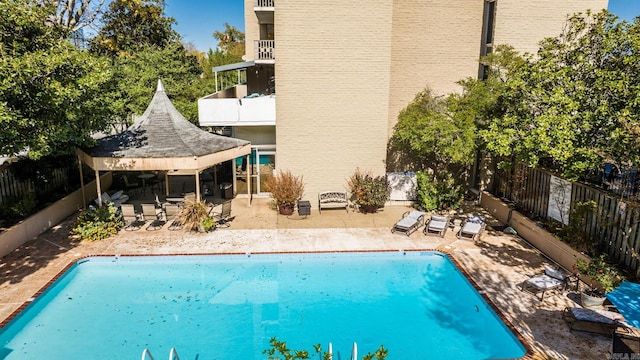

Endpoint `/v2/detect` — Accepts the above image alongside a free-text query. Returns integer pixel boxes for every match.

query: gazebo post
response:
[195,171,201,202]
[95,169,102,207]
[77,155,86,210]
[246,154,251,207]
[165,172,169,196]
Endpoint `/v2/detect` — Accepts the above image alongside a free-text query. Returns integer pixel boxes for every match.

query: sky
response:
[165,0,244,52]
[165,0,640,52]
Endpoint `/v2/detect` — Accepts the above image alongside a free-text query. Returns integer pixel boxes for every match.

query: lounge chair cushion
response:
[396,211,425,229]
[428,215,448,230]
[461,221,482,234]
[544,265,566,281]
[527,274,564,290]
[569,307,628,327]
[468,215,485,224]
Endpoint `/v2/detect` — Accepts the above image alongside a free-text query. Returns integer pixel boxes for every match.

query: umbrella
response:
[606,280,640,328]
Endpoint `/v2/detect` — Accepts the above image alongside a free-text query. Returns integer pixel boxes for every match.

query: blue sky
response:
[164,0,640,52]
[165,0,243,52]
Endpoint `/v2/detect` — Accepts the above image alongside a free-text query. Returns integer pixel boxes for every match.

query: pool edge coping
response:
[0,249,535,359]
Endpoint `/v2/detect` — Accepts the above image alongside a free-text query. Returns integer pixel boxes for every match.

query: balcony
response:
[255,40,275,64]
[198,86,276,127]
[254,0,274,23]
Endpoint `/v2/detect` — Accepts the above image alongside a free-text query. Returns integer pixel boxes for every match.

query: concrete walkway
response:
[0,198,611,359]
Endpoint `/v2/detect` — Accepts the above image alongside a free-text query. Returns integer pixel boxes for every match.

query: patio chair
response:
[164,203,183,231]
[391,210,426,236]
[211,200,233,228]
[142,203,165,231]
[457,215,486,242]
[563,307,630,335]
[424,214,450,237]
[521,265,568,301]
[121,175,140,197]
[120,204,143,231]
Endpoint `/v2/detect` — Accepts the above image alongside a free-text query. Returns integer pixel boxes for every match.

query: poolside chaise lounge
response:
[457,215,486,242]
[391,210,426,236]
[563,307,630,335]
[163,203,183,231]
[120,204,143,231]
[424,214,450,237]
[521,265,568,301]
[142,203,165,231]
[211,200,233,228]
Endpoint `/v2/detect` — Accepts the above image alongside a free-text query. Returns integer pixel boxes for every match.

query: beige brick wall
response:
[493,0,608,56]
[387,0,484,138]
[240,0,608,207]
[244,0,260,61]
[275,0,394,204]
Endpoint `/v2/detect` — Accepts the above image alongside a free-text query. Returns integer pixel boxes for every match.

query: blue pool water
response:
[0,252,526,359]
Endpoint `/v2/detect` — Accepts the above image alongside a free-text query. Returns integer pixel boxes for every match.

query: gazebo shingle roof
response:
[84,80,249,159]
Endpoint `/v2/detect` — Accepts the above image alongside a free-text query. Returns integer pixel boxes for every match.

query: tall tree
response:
[0,0,113,158]
[40,0,107,32]
[213,23,245,58]
[90,0,179,57]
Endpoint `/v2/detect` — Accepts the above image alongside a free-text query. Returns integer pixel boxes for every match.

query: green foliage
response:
[476,11,640,181]
[177,199,209,232]
[71,203,124,242]
[557,200,598,253]
[0,0,114,158]
[213,23,245,58]
[90,0,179,57]
[263,337,387,360]
[10,193,37,218]
[347,169,390,213]
[415,171,463,212]
[264,170,305,208]
[575,254,624,295]
[201,216,216,232]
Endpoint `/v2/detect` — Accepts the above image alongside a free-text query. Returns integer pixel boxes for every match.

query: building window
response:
[479,0,496,80]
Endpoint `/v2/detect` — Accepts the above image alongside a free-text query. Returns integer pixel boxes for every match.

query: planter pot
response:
[279,204,294,215]
[359,205,379,214]
[581,291,606,309]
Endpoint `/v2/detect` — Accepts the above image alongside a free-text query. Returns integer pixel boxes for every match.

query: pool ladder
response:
[141,347,181,360]
[326,341,358,360]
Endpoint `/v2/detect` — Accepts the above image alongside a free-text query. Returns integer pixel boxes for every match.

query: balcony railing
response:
[255,0,274,7]
[198,89,276,127]
[255,40,275,63]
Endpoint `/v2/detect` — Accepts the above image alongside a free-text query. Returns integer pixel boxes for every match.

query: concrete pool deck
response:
[0,198,611,359]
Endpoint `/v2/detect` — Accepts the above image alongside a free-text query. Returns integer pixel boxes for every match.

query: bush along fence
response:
[492,162,640,277]
[0,156,80,228]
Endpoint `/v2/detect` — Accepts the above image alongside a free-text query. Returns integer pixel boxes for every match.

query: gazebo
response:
[76,80,252,207]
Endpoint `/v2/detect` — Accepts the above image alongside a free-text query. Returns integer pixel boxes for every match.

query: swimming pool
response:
[0,252,527,359]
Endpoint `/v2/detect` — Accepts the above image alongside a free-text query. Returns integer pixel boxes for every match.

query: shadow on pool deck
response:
[0,198,611,359]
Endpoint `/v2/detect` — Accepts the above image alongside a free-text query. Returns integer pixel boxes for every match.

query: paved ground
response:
[0,197,612,359]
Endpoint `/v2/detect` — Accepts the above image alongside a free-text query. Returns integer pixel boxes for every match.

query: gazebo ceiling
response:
[76,80,251,172]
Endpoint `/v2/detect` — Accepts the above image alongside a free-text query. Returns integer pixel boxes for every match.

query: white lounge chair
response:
[521,265,568,301]
[391,210,426,236]
[424,214,450,237]
[457,215,486,241]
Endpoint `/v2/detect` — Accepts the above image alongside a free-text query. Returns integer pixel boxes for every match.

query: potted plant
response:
[575,254,623,307]
[264,170,304,215]
[178,198,210,232]
[347,168,390,213]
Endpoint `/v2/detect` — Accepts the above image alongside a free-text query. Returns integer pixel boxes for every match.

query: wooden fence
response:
[492,163,640,273]
[0,164,73,206]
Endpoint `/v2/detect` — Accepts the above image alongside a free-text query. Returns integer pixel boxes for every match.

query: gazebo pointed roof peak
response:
[156,79,165,92]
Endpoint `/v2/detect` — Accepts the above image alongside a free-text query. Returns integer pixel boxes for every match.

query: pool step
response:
[141,347,181,360]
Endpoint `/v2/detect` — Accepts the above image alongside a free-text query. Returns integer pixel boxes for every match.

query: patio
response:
[0,198,614,359]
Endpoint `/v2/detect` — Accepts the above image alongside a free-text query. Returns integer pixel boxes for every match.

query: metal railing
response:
[254,40,275,61]
[256,0,274,7]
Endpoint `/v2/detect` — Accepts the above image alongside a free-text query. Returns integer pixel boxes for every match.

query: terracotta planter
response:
[581,291,605,309]
[279,203,294,215]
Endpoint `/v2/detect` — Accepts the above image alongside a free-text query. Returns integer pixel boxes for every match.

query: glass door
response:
[255,149,275,195]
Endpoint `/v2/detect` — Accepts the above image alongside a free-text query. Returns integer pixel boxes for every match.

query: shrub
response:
[178,199,210,232]
[71,203,123,241]
[264,170,305,208]
[415,171,463,211]
[575,254,624,296]
[263,337,387,360]
[347,169,390,213]
[201,216,217,232]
